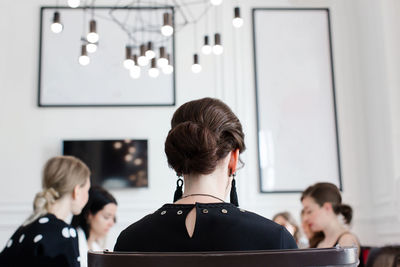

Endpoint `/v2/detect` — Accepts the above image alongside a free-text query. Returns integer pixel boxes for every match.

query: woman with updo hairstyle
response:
[0,156,91,267]
[71,186,117,267]
[301,182,360,255]
[115,97,297,252]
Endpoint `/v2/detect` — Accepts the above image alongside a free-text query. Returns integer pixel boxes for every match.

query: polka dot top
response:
[0,213,80,267]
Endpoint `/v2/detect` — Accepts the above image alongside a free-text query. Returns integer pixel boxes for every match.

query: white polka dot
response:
[69,228,76,238]
[33,235,43,243]
[77,256,80,262]
[19,234,25,243]
[39,217,49,224]
[6,239,12,248]
[62,227,70,238]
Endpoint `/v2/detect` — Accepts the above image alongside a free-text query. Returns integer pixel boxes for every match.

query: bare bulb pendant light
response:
[232,7,243,28]
[201,35,212,55]
[162,53,173,74]
[123,46,135,69]
[51,11,63,34]
[145,41,156,59]
[191,54,202,73]
[87,20,99,43]
[210,0,223,6]
[67,0,80,8]
[148,58,160,78]
[138,44,149,66]
[130,55,141,79]
[213,33,223,55]
[157,47,168,68]
[78,44,90,66]
[86,42,97,53]
[161,13,173,36]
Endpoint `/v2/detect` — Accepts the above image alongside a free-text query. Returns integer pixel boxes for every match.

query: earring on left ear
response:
[229,170,239,207]
[173,173,183,202]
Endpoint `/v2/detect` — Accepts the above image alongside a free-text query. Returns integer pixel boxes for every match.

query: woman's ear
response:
[72,184,80,200]
[322,202,333,212]
[228,149,240,174]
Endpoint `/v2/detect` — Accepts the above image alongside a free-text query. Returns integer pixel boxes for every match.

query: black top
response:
[0,214,80,267]
[114,203,297,252]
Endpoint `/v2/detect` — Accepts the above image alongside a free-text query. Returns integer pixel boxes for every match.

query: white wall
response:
[0,0,399,250]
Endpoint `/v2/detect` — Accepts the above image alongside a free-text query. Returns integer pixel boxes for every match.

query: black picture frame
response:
[38,6,176,107]
[252,8,342,193]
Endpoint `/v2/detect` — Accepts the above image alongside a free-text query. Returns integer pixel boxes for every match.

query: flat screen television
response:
[63,139,148,189]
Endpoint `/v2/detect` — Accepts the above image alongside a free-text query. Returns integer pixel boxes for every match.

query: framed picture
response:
[252,8,342,193]
[63,139,148,189]
[38,6,175,107]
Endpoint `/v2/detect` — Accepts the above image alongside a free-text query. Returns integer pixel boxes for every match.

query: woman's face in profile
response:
[301,196,325,232]
[89,203,117,238]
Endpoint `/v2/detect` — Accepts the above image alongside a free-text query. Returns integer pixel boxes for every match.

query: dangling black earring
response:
[230,171,239,207]
[173,174,183,202]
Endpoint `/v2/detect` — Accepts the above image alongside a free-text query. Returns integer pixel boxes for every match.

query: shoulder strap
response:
[334,231,351,246]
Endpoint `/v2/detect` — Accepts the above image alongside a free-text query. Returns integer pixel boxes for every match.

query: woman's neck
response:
[87,233,99,250]
[177,170,230,204]
[47,196,72,222]
[322,216,347,244]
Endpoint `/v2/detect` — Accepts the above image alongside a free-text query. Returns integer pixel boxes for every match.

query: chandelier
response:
[50,0,243,79]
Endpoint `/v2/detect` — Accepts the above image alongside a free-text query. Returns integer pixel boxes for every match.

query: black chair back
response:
[366,245,400,267]
[88,247,358,267]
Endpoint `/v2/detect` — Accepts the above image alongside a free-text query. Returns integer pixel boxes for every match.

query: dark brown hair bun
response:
[165,97,245,175]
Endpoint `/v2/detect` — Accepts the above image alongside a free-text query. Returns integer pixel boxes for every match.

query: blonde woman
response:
[0,156,91,267]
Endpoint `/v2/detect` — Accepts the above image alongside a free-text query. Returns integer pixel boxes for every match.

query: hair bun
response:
[165,121,219,175]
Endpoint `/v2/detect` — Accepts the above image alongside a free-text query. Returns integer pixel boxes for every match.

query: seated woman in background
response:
[300,209,324,248]
[301,182,360,255]
[71,186,117,267]
[114,97,297,252]
[0,156,91,267]
[273,211,300,245]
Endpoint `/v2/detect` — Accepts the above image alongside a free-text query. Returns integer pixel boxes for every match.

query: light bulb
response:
[191,64,202,73]
[67,0,80,8]
[210,0,223,6]
[213,33,223,55]
[157,57,168,68]
[87,32,99,43]
[87,20,99,43]
[148,68,160,78]
[145,42,155,59]
[148,58,160,78]
[79,44,90,66]
[138,44,149,66]
[86,43,97,53]
[191,54,202,73]
[123,58,135,69]
[213,45,224,55]
[79,55,90,65]
[202,35,212,55]
[162,65,173,75]
[130,66,141,79]
[51,12,63,33]
[51,22,63,33]
[232,7,243,28]
[232,17,243,28]
[161,25,173,36]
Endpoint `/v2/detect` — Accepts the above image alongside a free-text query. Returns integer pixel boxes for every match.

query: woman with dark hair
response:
[301,182,360,255]
[114,97,297,252]
[71,186,117,267]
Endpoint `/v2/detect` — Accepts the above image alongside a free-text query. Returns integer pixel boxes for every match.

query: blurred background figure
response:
[71,186,117,267]
[301,182,360,256]
[0,156,90,267]
[272,211,300,245]
[300,209,324,248]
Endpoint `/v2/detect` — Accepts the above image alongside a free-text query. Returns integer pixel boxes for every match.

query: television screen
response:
[63,139,148,189]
